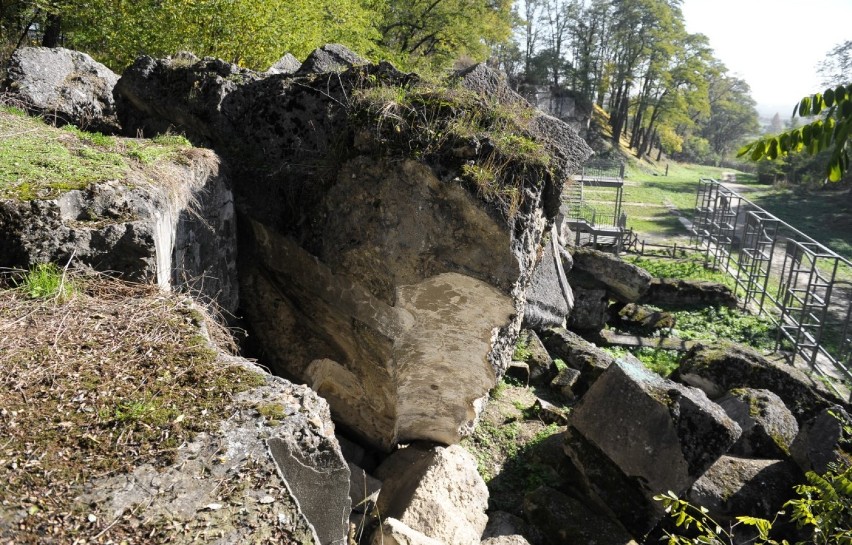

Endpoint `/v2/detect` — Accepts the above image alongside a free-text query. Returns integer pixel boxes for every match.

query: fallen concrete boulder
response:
[516,329,555,384]
[718,388,799,459]
[569,247,652,303]
[481,511,533,545]
[267,53,301,74]
[674,342,842,423]
[523,486,637,545]
[2,46,120,133]
[640,278,738,309]
[375,443,488,545]
[540,327,614,395]
[566,286,609,331]
[790,405,852,474]
[114,52,592,450]
[550,366,581,399]
[688,456,801,521]
[371,518,443,545]
[612,303,675,334]
[563,358,741,537]
[296,43,367,75]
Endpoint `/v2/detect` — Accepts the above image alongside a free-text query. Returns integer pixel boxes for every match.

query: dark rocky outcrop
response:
[674,342,844,423]
[523,486,637,545]
[540,327,614,395]
[640,278,738,309]
[717,388,799,459]
[569,247,652,303]
[790,405,852,474]
[563,358,741,537]
[2,46,121,133]
[0,150,238,312]
[688,456,802,521]
[113,50,592,451]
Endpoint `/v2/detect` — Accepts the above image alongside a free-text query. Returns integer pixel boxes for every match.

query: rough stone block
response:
[640,278,738,309]
[371,517,443,545]
[569,247,652,303]
[688,456,802,521]
[564,359,741,537]
[3,46,120,133]
[540,328,613,395]
[791,405,852,474]
[718,388,799,459]
[523,230,573,329]
[375,443,488,545]
[675,342,842,423]
[566,286,609,331]
[523,486,637,545]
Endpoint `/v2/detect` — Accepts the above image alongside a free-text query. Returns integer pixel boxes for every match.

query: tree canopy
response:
[1,0,515,72]
[499,0,758,164]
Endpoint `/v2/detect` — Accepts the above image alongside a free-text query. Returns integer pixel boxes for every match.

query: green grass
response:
[19,263,76,301]
[624,255,735,288]
[0,108,194,201]
[618,154,852,261]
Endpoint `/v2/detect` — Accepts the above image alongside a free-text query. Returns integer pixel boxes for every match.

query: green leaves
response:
[741,84,852,182]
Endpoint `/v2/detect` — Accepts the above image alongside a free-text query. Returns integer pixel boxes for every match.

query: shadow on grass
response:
[629,214,686,237]
[640,180,703,195]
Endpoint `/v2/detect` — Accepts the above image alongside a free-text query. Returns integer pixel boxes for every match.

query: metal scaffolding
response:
[563,161,628,252]
[690,179,852,398]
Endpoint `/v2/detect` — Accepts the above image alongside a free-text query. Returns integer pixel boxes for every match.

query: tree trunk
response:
[42,13,61,48]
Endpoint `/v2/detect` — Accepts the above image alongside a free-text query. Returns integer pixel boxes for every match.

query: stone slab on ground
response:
[564,358,741,537]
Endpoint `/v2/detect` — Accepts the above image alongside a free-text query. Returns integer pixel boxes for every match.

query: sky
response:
[680,0,852,118]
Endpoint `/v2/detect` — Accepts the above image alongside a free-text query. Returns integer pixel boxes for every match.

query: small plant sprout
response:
[20,262,76,302]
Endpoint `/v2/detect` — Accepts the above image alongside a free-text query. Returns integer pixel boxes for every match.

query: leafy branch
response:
[738,83,852,181]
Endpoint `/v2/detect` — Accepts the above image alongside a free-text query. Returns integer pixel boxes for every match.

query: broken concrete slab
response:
[674,341,843,423]
[375,443,488,545]
[371,517,444,545]
[540,328,614,396]
[569,247,652,303]
[523,486,637,545]
[563,358,741,537]
[688,456,802,521]
[267,435,351,545]
[640,278,738,309]
[717,388,799,459]
[790,405,852,474]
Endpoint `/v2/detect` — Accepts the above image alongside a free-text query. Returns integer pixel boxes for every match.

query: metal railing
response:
[690,179,852,397]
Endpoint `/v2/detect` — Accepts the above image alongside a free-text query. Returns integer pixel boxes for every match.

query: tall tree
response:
[818,40,852,88]
[700,70,760,162]
[378,0,514,69]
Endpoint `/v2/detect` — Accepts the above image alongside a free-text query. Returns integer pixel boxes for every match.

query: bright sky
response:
[680,0,852,118]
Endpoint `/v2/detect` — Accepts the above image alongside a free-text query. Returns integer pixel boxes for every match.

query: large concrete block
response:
[564,359,741,537]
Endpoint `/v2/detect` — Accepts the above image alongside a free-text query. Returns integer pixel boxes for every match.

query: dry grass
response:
[0,270,263,542]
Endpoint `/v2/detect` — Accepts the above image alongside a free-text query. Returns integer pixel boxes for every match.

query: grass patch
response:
[604,346,681,377]
[352,79,552,219]
[0,109,195,201]
[625,255,735,288]
[0,271,265,540]
[18,262,77,301]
